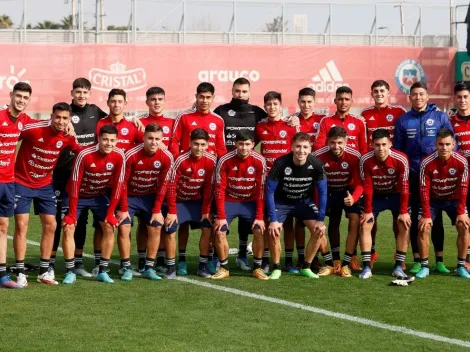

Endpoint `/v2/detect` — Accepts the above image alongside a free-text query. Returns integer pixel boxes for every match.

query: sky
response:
[1,0,470,48]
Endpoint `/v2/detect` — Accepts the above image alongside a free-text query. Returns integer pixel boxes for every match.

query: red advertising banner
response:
[0,44,456,113]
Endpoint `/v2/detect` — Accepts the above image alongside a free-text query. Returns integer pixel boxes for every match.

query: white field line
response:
[9,235,470,349]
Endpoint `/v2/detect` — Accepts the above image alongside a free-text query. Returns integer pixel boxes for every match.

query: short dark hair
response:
[454,82,470,95]
[233,78,250,87]
[336,86,353,96]
[108,88,127,101]
[410,81,427,93]
[298,87,316,100]
[371,80,390,91]
[13,82,32,95]
[235,130,254,142]
[327,126,347,139]
[372,128,390,141]
[146,86,165,98]
[292,132,311,144]
[99,124,118,136]
[144,123,163,134]
[72,78,91,90]
[197,82,215,95]
[436,128,454,140]
[264,91,282,104]
[52,102,72,114]
[190,128,209,141]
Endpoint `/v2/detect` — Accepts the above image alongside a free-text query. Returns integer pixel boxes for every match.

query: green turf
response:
[1,211,469,352]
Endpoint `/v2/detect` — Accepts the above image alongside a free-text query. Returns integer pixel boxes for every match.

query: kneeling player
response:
[213,130,267,280]
[61,125,125,284]
[314,126,363,278]
[166,128,216,277]
[418,128,470,279]
[117,123,174,281]
[359,129,410,279]
[266,132,327,280]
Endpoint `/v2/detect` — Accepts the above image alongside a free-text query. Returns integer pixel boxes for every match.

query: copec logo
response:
[198,70,260,83]
[0,65,29,91]
[308,60,349,93]
[89,62,147,92]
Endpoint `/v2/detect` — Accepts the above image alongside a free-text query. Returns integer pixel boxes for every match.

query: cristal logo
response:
[198,70,260,83]
[0,65,29,91]
[307,60,349,93]
[89,62,147,92]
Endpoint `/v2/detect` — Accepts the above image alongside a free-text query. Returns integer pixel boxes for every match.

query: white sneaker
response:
[118,267,142,277]
[37,270,59,285]
[75,266,93,278]
[48,267,56,279]
[17,273,28,287]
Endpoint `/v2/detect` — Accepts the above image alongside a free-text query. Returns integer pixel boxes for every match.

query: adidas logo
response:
[138,160,143,165]
[369,116,375,121]
[309,60,349,93]
[186,168,192,172]
[191,121,197,126]
[1,121,7,126]
[433,169,438,174]
[90,163,96,167]
[324,163,330,167]
[232,166,238,171]
[262,130,268,135]
[307,165,313,169]
[38,138,44,142]
[455,123,460,127]
[373,165,379,170]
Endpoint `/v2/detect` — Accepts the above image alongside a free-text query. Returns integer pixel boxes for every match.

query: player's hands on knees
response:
[104,214,119,231]
[418,217,433,233]
[165,213,178,228]
[397,213,411,230]
[268,221,282,238]
[132,116,145,132]
[62,215,76,229]
[150,213,164,226]
[200,213,211,224]
[116,211,130,225]
[343,191,354,207]
[456,214,470,230]
[252,219,265,233]
[65,123,76,137]
[360,212,374,226]
[214,219,228,233]
[313,220,326,237]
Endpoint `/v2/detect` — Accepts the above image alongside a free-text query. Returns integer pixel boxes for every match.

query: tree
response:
[0,14,13,29]
[107,25,129,31]
[60,15,74,30]
[34,21,61,30]
[264,16,288,33]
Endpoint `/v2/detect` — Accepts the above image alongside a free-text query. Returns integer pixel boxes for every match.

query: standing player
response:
[359,129,410,279]
[166,128,216,278]
[116,123,174,281]
[13,103,81,286]
[266,132,327,280]
[290,88,324,145]
[61,125,125,284]
[314,126,363,278]
[394,82,452,274]
[417,128,470,279]
[213,130,268,280]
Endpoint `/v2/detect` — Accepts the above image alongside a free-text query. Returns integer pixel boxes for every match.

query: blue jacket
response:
[393,104,453,175]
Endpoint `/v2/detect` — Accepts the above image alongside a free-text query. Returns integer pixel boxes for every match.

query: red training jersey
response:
[288,112,324,145]
[0,108,37,183]
[170,109,226,158]
[360,105,406,145]
[215,150,266,221]
[314,113,367,154]
[449,112,470,159]
[420,151,468,217]
[166,151,217,215]
[360,149,409,214]
[136,113,175,147]
[15,120,82,188]
[95,116,139,152]
[255,118,299,170]
[314,146,363,202]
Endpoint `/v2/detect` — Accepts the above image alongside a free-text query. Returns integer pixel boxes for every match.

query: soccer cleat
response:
[0,275,24,289]
[416,267,430,279]
[392,253,406,270]
[299,268,319,279]
[155,265,167,276]
[63,272,77,285]
[409,261,421,274]
[371,252,379,267]
[359,266,372,279]
[456,267,470,279]
[333,260,342,274]
[96,272,114,283]
[17,273,28,287]
[120,268,133,281]
[236,256,251,271]
[310,257,321,271]
[252,268,269,280]
[434,262,450,274]
[37,269,59,285]
[143,268,162,281]
[211,268,230,279]
[165,269,177,280]
[207,261,217,275]
[391,266,408,280]
[262,263,270,275]
[350,256,362,271]
[92,266,110,277]
[196,267,212,278]
[177,262,188,276]
[75,266,92,278]
[269,269,282,280]
[340,265,352,278]
[318,265,335,276]
[283,263,299,274]
[118,267,141,277]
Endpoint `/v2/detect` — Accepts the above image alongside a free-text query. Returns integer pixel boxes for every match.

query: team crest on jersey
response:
[163,126,170,134]
[209,123,217,131]
[388,168,395,175]
[56,141,63,148]
[386,114,394,122]
[426,119,434,126]
[313,122,320,129]
[106,162,114,170]
[198,169,205,176]
[121,128,129,136]
[347,123,355,131]
[72,115,80,124]
[247,166,255,175]
[279,130,287,138]
[341,162,348,169]
[154,161,161,169]
[228,110,236,117]
[284,167,292,175]
[449,168,456,175]
[17,122,23,131]
[55,190,61,197]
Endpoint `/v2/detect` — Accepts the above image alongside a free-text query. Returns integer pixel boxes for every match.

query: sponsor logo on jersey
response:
[247,166,255,175]
[308,60,349,93]
[449,168,456,175]
[72,115,80,124]
[209,123,217,131]
[198,169,205,176]
[88,61,147,92]
[106,162,114,170]
[284,167,292,175]
[341,162,348,169]
[56,141,63,148]
[228,110,236,117]
[347,123,355,131]
[154,161,161,169]
[198,70,260,83]
[386,114,394,122]
[121,128,129,136]
[395,59,425,95]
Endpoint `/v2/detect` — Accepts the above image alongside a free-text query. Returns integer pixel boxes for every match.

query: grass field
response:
[1,211,470,352]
